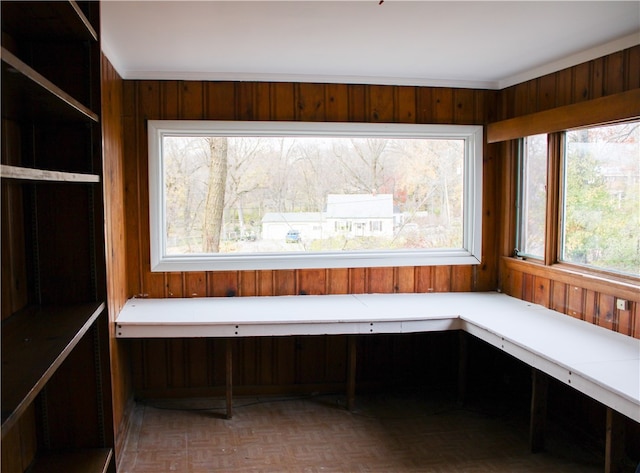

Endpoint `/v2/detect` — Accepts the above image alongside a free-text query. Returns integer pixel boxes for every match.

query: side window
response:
[562,122,640,276]
[516,134,547,259]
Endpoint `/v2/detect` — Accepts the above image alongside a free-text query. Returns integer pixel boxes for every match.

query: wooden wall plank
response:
[296,83,326,121]
[453,89,476,124]
[509,269,524,299]
[166,273,184,298]
[550,281,567,314]
[598,294,616,331]
[567,285,585,321]
[206,82,236,120]
[185,272,207,298]
[536,73,557,111]
[618,302,633,337]
[209,271,238,297]
[512,82,531,117]
[137,81,165,297]
[533,276,551,307]
[451,265,472,292]
[626,45,640,89]
[298,269,327,295]
[348,84,366,122]
[605,51,625,96]
[274,270,296,295]
[239,271,258,297]
[236,82,257,120]
[572,62,591,103]
[554,67,572,109]
[178,81,203,118]
[327,268,349,294]
[349,268,367,293]
[591,57,605,99]
[123,84,142,297]
[395,86,416,123]
[325,84,349,122]
[367,267,395,293]
[415,266,434,293]
[417,87,434,123]
[257,270,274,296]
[396,266,416,293]
[432,88,454,123]
[523,273,535,303]
[368,85,394,122]
[433,266,452,292]
[255,82,271,120]
[584,289,598,325]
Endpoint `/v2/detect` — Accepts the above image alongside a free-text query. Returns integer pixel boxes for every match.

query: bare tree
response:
[202,137,228,252]
[333,138,389,193]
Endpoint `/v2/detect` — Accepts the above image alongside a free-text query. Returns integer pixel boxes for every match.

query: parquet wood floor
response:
[118,391,627,472]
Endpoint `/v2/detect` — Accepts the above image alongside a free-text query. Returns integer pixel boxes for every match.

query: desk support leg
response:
[226,339,233,419]
[605,407,625,473]
[457,331,467,405]
[347,336,357,411]
[529,368,548,453]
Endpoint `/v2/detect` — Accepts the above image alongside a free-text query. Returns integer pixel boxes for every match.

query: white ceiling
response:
[101,1,640,90]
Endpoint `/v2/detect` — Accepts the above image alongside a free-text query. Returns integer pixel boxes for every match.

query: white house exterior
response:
[324,194,394,238]
[261,194,395,241]
[261,212,324,241]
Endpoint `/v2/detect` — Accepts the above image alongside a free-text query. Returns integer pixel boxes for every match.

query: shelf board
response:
[29,448,112,473]
[0,164,100,183]
[1,302,106,439]
[1,47,99,123]
[1,1,97,42]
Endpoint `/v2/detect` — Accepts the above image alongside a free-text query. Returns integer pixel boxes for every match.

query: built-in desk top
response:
[116,292,640,422]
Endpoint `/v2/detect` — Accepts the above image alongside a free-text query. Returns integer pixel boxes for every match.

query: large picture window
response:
[148,121,482,271]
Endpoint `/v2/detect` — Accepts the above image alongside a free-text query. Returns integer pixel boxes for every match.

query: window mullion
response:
[545,132,563,266]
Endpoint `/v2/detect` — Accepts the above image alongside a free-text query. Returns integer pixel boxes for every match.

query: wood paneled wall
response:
[122,81,498,300]
[101,54,131,457]
[121,80,498,396]
[497,45,640,120]
[496,45,640,339]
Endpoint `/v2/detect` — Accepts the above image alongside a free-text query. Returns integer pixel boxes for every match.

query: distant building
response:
[261,194,395,241]
[324,194,394,238]
[261,212,324,240]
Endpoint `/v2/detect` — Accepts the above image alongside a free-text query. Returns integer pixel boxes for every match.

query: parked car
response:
[285,230,300,243]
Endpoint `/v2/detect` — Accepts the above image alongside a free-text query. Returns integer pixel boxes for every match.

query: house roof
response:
[325,194,393,219]
[262,212,323,224]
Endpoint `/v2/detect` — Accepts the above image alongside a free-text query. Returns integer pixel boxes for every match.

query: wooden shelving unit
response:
[1,2,114,472]
[0,164,100,183]
[1,48,99,123]
[1,303,105,437]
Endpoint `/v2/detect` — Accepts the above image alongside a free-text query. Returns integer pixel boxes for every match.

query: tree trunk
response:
[202,137,228,252]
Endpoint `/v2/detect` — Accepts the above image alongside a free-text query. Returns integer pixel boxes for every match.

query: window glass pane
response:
[518,134,547,258]
[165,136,464,254]
[563,122,640,276]
[149,122,483,271]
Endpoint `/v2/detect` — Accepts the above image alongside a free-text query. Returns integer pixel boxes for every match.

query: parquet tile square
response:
[118,391,613,472]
